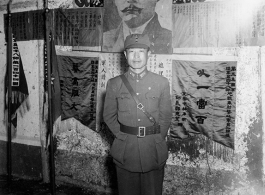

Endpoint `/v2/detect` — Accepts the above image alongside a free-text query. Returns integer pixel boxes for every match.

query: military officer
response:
[103,34,172,195]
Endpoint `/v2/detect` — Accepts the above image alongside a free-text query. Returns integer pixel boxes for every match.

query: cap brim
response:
[125,43,149,49]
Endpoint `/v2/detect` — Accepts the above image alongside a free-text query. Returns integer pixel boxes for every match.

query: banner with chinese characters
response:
[4,10,44,41]
[171,55,237,149]
[5,34,30,128]
[172,2,265,48]
[146,54,173,87]
[57,51,99,130]
[53,8,103,51]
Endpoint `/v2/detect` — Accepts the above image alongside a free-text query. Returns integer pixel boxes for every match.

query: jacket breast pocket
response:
[117,93,131,112]
[145,91,160,112]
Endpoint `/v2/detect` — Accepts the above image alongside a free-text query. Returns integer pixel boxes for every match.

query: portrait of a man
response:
[102,0,172,54]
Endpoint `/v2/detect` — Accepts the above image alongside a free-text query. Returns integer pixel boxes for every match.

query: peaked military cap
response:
[124,34,150,50]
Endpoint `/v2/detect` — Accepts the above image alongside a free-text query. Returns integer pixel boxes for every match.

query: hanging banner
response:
[171,55,237,149]
[5,35,30,128]
[57,52,99,130]
[8,11,30,41]
[50,35,62,124]
[4,10,44,41]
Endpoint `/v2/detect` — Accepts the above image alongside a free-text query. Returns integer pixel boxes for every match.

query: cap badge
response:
[135,34,138,42]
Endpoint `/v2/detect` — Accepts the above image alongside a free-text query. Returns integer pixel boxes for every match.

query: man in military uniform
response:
[103,34,172,195]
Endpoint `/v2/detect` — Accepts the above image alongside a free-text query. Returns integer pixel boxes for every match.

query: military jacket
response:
[103,69,172,172]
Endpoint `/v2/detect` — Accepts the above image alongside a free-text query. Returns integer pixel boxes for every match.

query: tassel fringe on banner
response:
[11,91,30,117]
[168,134,234,163]
[4,96,30,139]
[4,92,30,122]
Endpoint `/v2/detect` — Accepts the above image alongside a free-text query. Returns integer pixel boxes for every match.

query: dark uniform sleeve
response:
[159,79,172,138]
[103,79,121,137]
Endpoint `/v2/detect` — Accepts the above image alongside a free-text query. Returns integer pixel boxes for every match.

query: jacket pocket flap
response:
[118,92,131,99]
[116,132,128,141]
[145,91,160,99]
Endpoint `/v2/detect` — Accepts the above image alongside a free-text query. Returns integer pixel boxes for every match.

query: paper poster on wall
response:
[147,54,172,87]
[57,53,99,130]
[172,2,265,48]
[73,0,104,8]
[102,0,172,54]
[171,56,237,149]
[96,53,127,129]
[4,10,45,41]
[53,8,103,51]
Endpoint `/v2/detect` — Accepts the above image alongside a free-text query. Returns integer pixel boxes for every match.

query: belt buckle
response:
[138,127,145,138]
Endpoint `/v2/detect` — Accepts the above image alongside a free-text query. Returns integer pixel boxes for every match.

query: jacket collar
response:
[128,68,148,80]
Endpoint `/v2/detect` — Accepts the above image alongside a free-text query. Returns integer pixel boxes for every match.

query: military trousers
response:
[116,165,165,195]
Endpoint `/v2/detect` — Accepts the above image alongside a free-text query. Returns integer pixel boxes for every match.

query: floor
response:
[0,175,109,195]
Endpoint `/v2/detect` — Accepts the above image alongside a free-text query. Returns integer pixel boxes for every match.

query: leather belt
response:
[120,124,160,138]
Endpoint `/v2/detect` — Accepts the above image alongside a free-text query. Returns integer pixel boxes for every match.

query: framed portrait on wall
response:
[102,0,172,54]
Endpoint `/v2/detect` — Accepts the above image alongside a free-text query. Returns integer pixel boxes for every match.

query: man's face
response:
[115,0,158,28]
[124,48,151,71]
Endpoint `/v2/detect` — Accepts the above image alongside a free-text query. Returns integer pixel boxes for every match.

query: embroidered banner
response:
[5,35,30,128]
[50,35,62,124]
[171,57,237,149]
[57,54,99,129]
